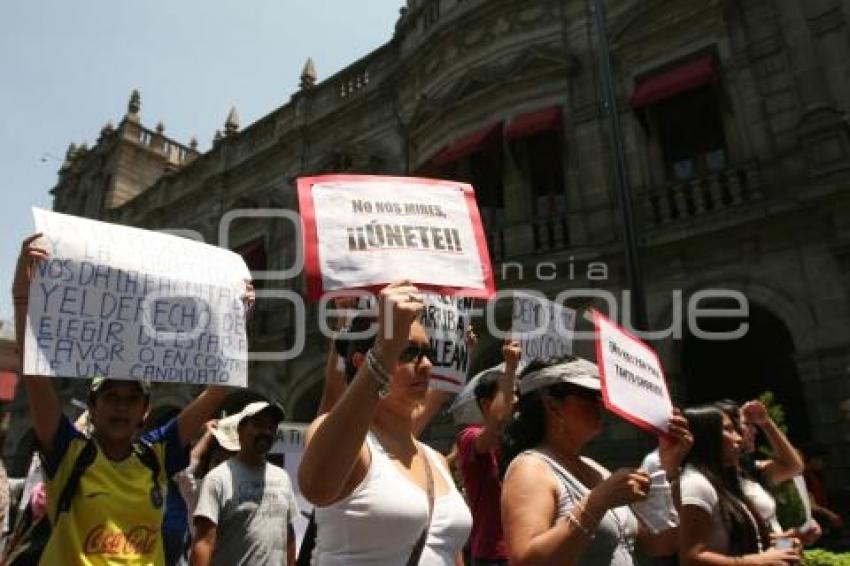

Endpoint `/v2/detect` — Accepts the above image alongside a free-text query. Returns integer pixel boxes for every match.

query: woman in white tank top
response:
[299,283,472,565]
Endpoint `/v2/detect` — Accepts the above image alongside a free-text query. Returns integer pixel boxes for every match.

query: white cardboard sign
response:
[512,293,576,365]
[593,310,672,435]
[297,175,495,300]
[421,294,474,393]
[23,208,251,387]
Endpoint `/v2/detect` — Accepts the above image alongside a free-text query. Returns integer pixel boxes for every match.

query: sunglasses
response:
[572,389,603,403]
[398,342,434,364]
[548,383,602,403]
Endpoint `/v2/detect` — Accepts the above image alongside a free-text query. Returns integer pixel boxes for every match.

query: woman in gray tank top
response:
[500,357,693,565]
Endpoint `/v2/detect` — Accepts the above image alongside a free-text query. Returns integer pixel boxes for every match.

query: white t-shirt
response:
[194,459,299,566]
[741,477,781,533]
[679,466,731,554]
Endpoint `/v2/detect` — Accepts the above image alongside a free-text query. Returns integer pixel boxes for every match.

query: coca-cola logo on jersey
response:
[83,524,157,556]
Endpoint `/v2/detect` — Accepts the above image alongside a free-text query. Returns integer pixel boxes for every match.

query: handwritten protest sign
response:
[421,294,473,393]
[297,175,495,300]
[270,422,308,455]
[23,208,251,387]
[512,293,576,365]
[593,310,672,435]
[272,422,310,550]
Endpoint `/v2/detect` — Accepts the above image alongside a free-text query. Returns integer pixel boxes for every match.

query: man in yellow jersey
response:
[13,234,249,566]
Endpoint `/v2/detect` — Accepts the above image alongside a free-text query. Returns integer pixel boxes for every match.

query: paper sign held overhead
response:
[593,309,673,435]
[297,175,495,300]
[512,293,576,367]
[24,208,251,387]
[420,294,474,393]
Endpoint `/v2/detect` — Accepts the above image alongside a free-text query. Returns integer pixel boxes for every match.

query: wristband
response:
[576,501,602,526]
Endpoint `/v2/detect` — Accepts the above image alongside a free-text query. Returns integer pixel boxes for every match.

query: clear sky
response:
[0,0,403,325]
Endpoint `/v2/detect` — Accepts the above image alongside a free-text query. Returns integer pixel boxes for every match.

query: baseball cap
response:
[89,377,151,399]
[519,357,601,396]
[211,414,241,452]
[236,401,285,428]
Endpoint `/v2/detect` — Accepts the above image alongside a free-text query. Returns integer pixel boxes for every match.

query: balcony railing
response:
[485,214,571,261]
[643,162,763,228]
[532,214,570,253]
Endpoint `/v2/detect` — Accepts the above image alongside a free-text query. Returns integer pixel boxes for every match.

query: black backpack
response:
[2,440,161,566]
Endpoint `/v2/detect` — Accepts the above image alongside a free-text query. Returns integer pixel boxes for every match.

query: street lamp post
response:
[591,0,649,330]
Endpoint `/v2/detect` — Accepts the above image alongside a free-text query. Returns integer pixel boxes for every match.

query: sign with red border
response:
[297,175,495,301]
[593,309,672,435]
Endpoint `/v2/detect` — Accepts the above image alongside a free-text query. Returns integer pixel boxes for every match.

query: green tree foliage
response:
[803,548,850,565]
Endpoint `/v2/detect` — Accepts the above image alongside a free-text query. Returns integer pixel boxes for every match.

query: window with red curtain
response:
[419,125,505,235]
[508,124,568,251]
[631,55,728,182]
[651,86,727,182]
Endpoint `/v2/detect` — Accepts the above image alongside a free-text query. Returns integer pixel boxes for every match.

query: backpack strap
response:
[56,439,97,516]
[133,441,164,509]
[54,438,164,518]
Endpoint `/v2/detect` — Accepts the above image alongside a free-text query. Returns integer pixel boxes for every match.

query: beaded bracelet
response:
[575,501,602,526]
[566,511,595,540]
[365,348,391,398]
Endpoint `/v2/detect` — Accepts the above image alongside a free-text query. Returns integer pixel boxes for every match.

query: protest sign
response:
[593,310,673,435]
[297,175,495,300]
[272,423,311,551]
[512,293,576,365]
[421,294,473,393]
[23,208,251,387]
[329,292,473,393]
[270,422,308,455]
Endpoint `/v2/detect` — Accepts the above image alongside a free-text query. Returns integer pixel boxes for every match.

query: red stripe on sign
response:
[296,176,324,302]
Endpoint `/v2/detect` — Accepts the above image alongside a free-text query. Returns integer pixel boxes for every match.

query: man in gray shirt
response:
[191,401,299,566]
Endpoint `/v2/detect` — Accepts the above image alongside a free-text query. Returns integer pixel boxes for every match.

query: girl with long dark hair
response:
[679,405,800,565]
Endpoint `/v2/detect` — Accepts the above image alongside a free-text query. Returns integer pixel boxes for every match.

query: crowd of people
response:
[0,233,845,565]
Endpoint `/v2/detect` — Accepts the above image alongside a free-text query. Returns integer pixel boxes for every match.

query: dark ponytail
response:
[500,389,547,477]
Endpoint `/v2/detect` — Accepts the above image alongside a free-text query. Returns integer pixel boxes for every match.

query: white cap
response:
[212,401,285,452]
[211,414,241,452]
[236,401,285,427]
[518,358,601,395]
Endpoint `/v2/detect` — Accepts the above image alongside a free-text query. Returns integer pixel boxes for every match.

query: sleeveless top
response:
[521,449,638,566]
[312,433,472,565]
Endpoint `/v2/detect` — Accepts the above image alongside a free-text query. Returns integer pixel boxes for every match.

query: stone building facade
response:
[6,0,850,500]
